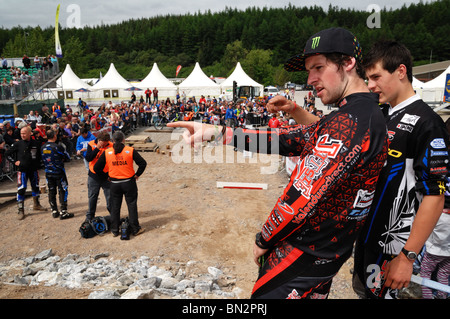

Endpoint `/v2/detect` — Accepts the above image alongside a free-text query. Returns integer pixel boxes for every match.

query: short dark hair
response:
[325,53,365,80]
[113,131,124,144]
[97,131,110,142]
[46,129,55,139]
[363,40,413,83]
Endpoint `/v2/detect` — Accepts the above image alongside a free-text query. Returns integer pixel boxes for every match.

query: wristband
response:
[292,101,298,112]
[255,232,269,249]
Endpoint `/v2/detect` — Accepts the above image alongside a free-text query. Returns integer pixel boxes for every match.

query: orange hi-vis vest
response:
[88,140,113,174]
[104,145,135,180]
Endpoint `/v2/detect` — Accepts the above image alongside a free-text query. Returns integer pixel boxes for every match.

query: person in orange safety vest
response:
[84,131,113,221]
[94,131,147,237]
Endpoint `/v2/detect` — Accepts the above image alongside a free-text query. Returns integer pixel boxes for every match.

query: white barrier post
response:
[410,274,450,294]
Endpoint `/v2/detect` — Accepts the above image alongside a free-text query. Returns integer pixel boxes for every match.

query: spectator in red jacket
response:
[268,114,281,128]
[145,88,151,104]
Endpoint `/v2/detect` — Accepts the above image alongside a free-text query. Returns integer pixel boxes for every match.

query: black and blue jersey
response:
[361,95,449,256]
[41,141,71,176]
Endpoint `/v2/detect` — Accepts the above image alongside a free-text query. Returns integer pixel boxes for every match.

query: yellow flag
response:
[55,4,63,58]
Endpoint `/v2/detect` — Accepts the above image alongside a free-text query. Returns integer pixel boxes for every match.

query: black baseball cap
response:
[284,27,362,72]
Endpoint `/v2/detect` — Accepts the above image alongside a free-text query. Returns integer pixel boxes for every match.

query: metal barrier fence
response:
[0,60,60,102]
[0,145,17,182]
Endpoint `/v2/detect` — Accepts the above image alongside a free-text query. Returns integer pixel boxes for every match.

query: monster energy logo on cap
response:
[284,28,361,72]
[311,36,320,49]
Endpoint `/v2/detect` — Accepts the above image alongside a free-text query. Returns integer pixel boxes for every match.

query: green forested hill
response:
[1,1,449,86]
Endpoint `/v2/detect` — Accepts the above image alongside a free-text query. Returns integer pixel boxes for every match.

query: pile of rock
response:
[0,249,243,299]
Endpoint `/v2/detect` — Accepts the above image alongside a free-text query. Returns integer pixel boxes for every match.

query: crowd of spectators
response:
[0,89,318,180]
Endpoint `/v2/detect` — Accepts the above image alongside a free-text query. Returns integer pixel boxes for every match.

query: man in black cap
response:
[267,27,366,123]
[168,27,389,299]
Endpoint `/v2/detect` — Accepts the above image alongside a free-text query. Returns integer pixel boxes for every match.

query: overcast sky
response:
[1,0,429,29]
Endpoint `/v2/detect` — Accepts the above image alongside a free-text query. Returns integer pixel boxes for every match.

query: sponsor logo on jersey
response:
[292,135,343,198]
[353,189,375,209]
[430,166,448,174]
[396,123,413,133]
[431,150,449,157]
[387,131,395,141]
[287,289,301,299]
[400,113,420,126]
[430,138,446,149]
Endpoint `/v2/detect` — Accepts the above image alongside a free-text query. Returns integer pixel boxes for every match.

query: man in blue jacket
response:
[225,104,235,128]
[76,127,96,170]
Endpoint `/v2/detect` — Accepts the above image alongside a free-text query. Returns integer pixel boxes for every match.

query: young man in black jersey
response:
[353,40,449,299]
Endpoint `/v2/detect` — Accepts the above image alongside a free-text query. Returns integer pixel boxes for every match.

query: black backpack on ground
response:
[79,216,111,238]
[91,216,110,235]
[79,220,96,238]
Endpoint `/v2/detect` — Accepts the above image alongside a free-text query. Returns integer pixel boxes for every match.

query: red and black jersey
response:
[231,92,388,260]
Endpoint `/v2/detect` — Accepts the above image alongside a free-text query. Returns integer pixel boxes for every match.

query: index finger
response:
[167,121,191,129]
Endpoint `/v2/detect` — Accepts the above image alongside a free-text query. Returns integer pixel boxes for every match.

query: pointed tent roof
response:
[178,62,219,88]
[412,76,425,89]
[138,63,176,89]
[221,62,263,88]
[56,64,91,90]
[421,65,450,89]
[92,63,131,90]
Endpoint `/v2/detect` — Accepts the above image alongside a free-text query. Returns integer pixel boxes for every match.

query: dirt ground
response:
[0,127,357,299]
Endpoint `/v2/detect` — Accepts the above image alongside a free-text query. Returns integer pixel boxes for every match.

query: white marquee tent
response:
[138,63,177,98]
[56,64,91,90]
[412,76,425,89]
[90,63,133,100]
[52,64,92,101]
[414,66,450,103]
[422,65,450,89]
[92,63,131,90]
[178,62,220,98]
[220,62,263,99]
